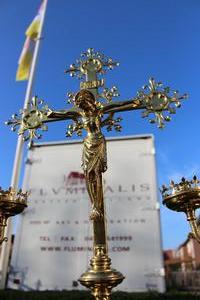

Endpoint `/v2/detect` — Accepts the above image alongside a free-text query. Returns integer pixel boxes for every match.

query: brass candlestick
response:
[0,187,28,244]
[6,48,187,299]
[161,176,200,243]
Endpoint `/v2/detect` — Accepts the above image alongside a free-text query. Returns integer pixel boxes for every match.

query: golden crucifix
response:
[7,48,187,300]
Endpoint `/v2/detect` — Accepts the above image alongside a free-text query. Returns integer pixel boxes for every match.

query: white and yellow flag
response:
[16,1,46,81]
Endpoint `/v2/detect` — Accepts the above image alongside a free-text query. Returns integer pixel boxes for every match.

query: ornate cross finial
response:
[65,48,120,102]
[6,96,50,146]
[65,48,119,80]
[138,78,188,128]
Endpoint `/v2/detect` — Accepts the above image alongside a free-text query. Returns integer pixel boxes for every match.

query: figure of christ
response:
[47,90,144,220]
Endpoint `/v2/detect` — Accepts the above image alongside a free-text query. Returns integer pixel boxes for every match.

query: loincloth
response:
[82,135,107,175]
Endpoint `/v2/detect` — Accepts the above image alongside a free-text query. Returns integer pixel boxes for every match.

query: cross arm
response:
[102,98,144,114]
[6,96,81,143]
[100,78,187,129]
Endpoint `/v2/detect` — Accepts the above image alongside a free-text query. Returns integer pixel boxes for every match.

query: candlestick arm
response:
[0,216,8,245]
[186,207,200,243]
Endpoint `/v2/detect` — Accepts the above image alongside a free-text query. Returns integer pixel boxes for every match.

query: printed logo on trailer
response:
[64,171,85,186]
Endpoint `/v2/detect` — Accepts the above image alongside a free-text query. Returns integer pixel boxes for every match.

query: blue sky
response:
[0,0,200,250]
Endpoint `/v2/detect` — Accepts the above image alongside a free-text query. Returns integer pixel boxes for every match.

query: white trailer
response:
[8,135,165,292]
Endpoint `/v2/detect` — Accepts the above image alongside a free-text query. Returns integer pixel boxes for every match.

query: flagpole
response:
[0,0,48,289]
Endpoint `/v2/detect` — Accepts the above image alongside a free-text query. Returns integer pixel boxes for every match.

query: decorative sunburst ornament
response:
[138,78,187,128]
[6,96,50,145]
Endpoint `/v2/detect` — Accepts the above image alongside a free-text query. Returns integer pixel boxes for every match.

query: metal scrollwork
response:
[66,120,84,137]
[101,113,122,132]
[100,86,120,103]
[66,92,76,104]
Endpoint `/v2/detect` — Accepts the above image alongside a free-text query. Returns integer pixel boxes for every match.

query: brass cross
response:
[6,48,187,299]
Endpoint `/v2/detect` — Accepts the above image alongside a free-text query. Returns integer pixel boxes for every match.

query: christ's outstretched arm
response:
[46,108,81,123]
[101,99,145,114]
